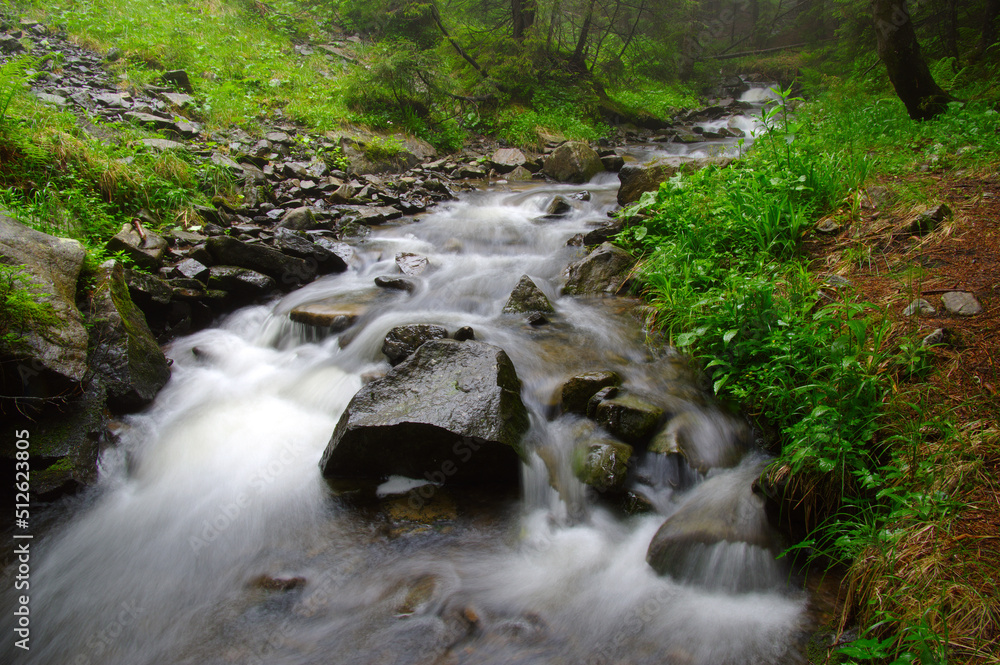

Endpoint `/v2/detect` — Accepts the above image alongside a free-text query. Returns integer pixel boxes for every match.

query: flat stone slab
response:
[289,301,366,330]
[941,291,981,316]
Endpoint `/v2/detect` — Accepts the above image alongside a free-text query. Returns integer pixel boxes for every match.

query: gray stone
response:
[289,301,366,329]
[583,219,625,246]
[903,298,936,317]
[396,252,429,276]
[382,324,449,365]
[210,152,242,172]
[562,242,633,296]
[617,156,731,206]
[543,141,603,183]
[206,265,276,298]
[815,217,842,234]
[207,236,316,285]
[0,215,89,391]
[343,205,403,226]
[544,195,573,217]
[487,147,527,173]
[905,203,952,235]
[374,275,416,292]
[161,69,193,93]
[33,92,68,107]
[921,328,947,347]
[140,138,186,151]
[560,370,622,414]
[272,228,347,274]
[88,261,171,412]
[573,439,633,492]
[106,223,168,271]
[941,291,981,316]
[173,258,209,282]
[503,274,555,315]
[277,206,319,231]
[162,92,194,108]
[593,394,664,443]
[320,339,530,485]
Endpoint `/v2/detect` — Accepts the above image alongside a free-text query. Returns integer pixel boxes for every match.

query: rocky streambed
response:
[1,16,816,665]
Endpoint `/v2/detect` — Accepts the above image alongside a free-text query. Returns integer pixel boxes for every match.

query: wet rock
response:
[289,301,365,330]
[562,242,633,296]
[600,153,625,172]
[453,326,475,341]
[273,228,347,274]
[487,148,527,174]
[276,206,319,231]
[586,386,619,418]
[649,411,749,472]
[106,222,168,271]
[646,467,785,591]
[573,439,633,492]
[544,195,573,217]
[374,275,416,292]
[173,258,209,282]
[941,291,981,316]
[903,298,935,317]
[543,141,603,183]
[503,275,555,315]
[593,394,664,443]
[4,378,107,499]
[206,265,276,299]
[617,156,731,205]
[583,219,624,246]
[320,340,530,485]
[382,324,449,366]
[88,261,171,412]
[207,236,316,285]
[527,312,549,326]
[504,165,534,181]
[396,252,429,276]
[126,269,173,312]
[0,35,25,54]
[560,370,622,414]
[0,215,89,395]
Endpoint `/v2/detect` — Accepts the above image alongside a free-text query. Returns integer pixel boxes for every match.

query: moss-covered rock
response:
[572,438,633,492]
[502,274,555,315]
[88,260,171,412]
[593,393,664,443]
[560,370,621,414]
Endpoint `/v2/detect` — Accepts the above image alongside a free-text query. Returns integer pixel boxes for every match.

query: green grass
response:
[618,79,1000,663]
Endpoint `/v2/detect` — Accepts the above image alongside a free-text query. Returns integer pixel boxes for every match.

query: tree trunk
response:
[513,0,537,40]
[967,0,999,64]
[571,0,597,70]
[870,0,952,120]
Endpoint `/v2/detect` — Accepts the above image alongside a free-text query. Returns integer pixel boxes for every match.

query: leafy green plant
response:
[0,263,59,350]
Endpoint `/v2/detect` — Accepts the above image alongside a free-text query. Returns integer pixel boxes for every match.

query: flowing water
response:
[3,87,818,665]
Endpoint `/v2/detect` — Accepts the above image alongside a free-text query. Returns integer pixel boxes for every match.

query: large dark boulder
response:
[562,242,634,296]
[0,215,89,398]
[560,370,622,414]
[207,236,316,285]
[320,340,530,485]
[88,261,171,412]
[543,142,603,183]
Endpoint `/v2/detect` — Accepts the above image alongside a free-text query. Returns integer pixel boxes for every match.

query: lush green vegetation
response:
[618,78,1000,662]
